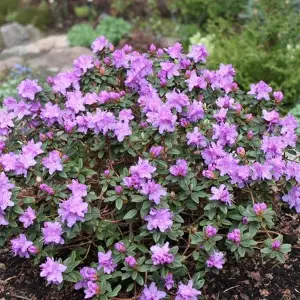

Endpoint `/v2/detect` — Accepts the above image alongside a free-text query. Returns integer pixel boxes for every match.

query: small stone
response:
[0,263,6,270]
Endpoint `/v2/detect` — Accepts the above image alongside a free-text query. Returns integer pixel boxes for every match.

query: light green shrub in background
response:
[68,16,131,47]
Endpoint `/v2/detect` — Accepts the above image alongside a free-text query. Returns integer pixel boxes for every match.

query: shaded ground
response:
[0,249,299,300]
[0,205,299,299]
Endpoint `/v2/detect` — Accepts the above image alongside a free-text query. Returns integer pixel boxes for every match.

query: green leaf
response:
[123,209,138,220]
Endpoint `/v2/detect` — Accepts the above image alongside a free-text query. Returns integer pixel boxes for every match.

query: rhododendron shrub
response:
[0,36,299,299]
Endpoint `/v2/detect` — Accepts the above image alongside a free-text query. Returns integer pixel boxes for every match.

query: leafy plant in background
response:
[0,64,32,101]
[68,16,131,47]
[186,0,300,110]
[0,35,299,299]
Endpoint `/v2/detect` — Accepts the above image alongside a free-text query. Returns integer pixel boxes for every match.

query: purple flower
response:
[261,136,285,159]
[42,222,64,245]
[119,109,134,122]
[140,180,167,205]
[66,91,85,113]
[0,172,14,211]
[144,208,173,232]
[147,107,177,134]
[248,81,272,100]
[151,242,174,265]
[227,229,241,244]
[139,282,166,300]
[187,127,207,148]
[22,140,43,157]
[206,251,225,269]
[165,42,183,59]
[58,195,88,227]
[188,44,209,63]
[251,162,272,180]
[114,242,126,253]
[73,55,94,75]
[74,267,98,290]
[11,234,34,258]
[212,122,238,147]
[150,146,163,157]
[114,120,132,142]
[213,108,228,122]
[130,158,156,179]
[84,281,100,299]
[19,207,36,228]
[125,256,137,268]
[186,100,204,122]
[210,185,232,205]
[42,150,63,175]
[216,95,235,108]
[262,110,280,125]
[166,90,189,112]
[164,273,175,290]
[40,103,63,126]
[40,257,67,285]
[17,79,42,100]
[201,142,226,165]
[67,180,87,197]
[175,280,201,300]
[202,170,215,179]
[247,130,254,140]
[97,250,117,274]
[272,240,281,250]
[40,183,55,195]
[282,186,300,213]
[170,159,188,177]
[160,62,180,79]
[205,225,217,238]
[92,36,111,53]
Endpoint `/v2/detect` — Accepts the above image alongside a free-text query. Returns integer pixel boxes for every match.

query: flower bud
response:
[149,146,163,158]
[271,240,281,250]
[237,147,246,157]
[115,242,126,253]
[185,70,191,79]
[28,245,39,255]
[273,91,283,104]
[157,48,164,57]
[139,121,148,128]
[149,44,156,53]
[103,57,111,65]
[125,256,137,268]
[247,130,254,140]
[179,118,189,128]
[242,216,248,225]
[115,185,123,194]
[202,170,215,179]
[39,133,47,142]
[205,225,217,238]
[246,113,253,122]
[109,44,114,52]
[100,66,106,76]
[104,169,110,177]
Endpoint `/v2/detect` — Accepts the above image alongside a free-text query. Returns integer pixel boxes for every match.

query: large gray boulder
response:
[0,22,30,48]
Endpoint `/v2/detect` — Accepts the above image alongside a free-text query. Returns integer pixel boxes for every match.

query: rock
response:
[0,22,30,48]
[1,34,69,57]
[0,56,23,72]
[25,24,42,42]
[27,46,92,72]
[0,263,6,270]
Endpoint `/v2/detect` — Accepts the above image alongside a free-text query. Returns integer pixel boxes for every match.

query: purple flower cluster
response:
[0,172,15,225]
[74,267,99,299]
[150,242,174,265]
[227,229,241,244]
[97,250,117,274]
[40,257,67,285]
[11,234,37,258]
[144,208,173,232]
[206,251,225,269]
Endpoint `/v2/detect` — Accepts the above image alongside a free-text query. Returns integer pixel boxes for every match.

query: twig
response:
[223,285,240,293]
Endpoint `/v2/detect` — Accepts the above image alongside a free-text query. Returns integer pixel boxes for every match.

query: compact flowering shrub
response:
[0,36,299,299]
